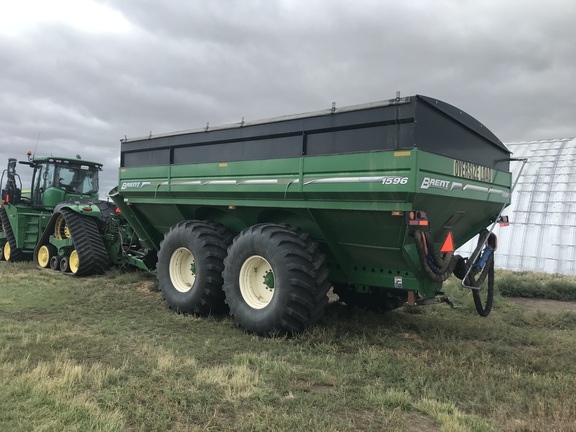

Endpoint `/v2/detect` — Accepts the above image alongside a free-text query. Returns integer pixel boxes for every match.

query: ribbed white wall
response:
[457,137,576,275]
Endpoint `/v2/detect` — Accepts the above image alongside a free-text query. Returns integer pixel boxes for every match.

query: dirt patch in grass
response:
[405,413,440,432]
[510,297,576,313]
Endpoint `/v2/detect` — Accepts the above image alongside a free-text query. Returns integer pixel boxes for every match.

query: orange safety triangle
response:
[440,232,455,253]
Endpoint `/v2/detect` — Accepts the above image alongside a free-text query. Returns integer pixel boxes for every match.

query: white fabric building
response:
[458,137,576,275]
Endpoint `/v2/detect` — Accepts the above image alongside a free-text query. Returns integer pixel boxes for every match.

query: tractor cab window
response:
[55,164,99,195]
[31,163,47,205]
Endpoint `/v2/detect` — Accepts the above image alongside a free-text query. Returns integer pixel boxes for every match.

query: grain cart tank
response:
[112,95,513,335]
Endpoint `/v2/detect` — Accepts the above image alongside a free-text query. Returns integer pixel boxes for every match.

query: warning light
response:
[440,232,455,253]
[115,207,122,214]
[498,215,509,227]
[406,210,428,226]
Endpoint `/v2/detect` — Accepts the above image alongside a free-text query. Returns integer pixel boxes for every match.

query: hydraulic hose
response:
[413,230,460,283]
[413,229,495,316]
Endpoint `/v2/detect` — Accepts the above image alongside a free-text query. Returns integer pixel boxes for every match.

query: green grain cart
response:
[111,95,514,335]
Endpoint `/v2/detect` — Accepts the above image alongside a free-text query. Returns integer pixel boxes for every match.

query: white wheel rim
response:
[239,255,275,309]
[169,247,196,293]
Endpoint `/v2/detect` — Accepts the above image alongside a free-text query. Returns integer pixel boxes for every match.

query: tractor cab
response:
[26,156,101,210]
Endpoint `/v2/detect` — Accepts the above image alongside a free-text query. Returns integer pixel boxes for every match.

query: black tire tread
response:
[0,205,26,262]
[224,223,330,336]
[158,220,232,315]
[60,209,109,276]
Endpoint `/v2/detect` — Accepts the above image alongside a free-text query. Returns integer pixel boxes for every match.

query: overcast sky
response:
[1,0,575,194]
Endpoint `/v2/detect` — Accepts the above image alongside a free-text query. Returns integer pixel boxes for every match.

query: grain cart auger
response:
[113,94,515,335]
[0,152,156,275]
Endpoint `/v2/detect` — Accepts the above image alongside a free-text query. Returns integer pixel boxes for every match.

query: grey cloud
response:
[1,0,575,194]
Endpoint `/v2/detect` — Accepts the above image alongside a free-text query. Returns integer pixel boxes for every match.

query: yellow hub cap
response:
[55,214,71,240]
[69,250,79,274]
[38,245,52,268]
[4,242,11,261]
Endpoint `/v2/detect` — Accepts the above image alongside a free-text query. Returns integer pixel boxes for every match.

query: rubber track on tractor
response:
[60,208,108,276]
[0,205,25,261]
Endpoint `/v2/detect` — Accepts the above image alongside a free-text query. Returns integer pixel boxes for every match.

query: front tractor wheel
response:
[157,220,232,315]
[223,224,330,336]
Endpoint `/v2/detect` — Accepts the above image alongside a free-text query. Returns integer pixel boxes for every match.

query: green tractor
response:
[0,152,154,275]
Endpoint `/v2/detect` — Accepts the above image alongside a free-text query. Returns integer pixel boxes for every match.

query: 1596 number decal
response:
[382,177,409,185]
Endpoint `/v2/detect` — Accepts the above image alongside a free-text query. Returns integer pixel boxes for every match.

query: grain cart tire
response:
[223,224,330,336]
[157,220,231,315]
[472,254,495,317]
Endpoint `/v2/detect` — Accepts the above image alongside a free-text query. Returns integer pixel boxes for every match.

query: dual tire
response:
[157,221,330,336]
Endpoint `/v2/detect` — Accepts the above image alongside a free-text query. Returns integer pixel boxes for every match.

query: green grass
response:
[1,262,576,431]
[496,270,576,301]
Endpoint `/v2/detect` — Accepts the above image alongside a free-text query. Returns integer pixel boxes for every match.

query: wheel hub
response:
[169,247,196,293]
[239,255,275,309]
[263,270,274,289]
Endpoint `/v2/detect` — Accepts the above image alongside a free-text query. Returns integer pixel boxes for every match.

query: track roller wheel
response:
[223,224,330,336]
[60,256,71,272]
[49,255,61,270]
[69,250,80,274]
[37,245,57,268]
[4,242,11,261]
